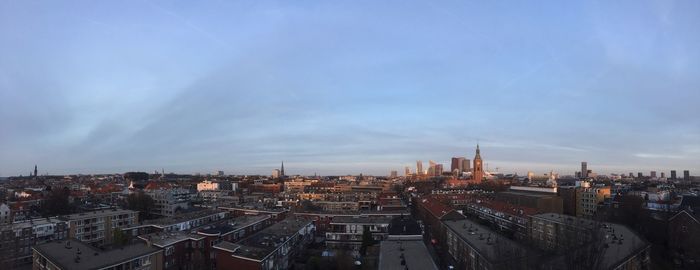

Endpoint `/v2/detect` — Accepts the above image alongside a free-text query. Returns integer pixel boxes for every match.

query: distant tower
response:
[281,161,285,177]
[416,161,423,176]
[581,162,588,179]
[34,165,38,177]
[473,144,484,183]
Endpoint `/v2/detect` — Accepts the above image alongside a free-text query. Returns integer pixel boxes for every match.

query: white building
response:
[146,188,192,217]
[197,180,220,191]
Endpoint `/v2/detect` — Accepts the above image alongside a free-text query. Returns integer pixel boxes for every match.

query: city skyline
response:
[2,1,700,176]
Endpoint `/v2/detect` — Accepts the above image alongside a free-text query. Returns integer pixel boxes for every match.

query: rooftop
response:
[443,219,529,262]
[144,209,226,226]
[533,213,649,269]
[379,240,438,270]
[139,231,204,247]
[330,215,393,224]
[197,214,270,236]
[387,216,422,236]
[60,208,136,221]
[33,240,161,270]
[215,218,313,260]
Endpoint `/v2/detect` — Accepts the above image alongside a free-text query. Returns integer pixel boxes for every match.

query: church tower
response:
[34,165,38,177]
[281,161,285,177]
[473,145,483,183]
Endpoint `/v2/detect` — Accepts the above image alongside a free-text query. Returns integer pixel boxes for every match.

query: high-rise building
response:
[638,172,643,178]
[462,159,471,173]
[473,144,484,183]
[451,157,466,173]
[650,171,657,178]
[671,170,677,179]
[660,172,665,178]
[272,169,281,179]
[390,170,398,178]
[581,162,588,178]
[405,167,411,176]
[416,160,423,175]
[684,170,690,181]
[629,172,634,178]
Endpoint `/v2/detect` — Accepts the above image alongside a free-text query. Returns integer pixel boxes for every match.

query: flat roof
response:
[33,240,161,270]
[443,219,529,262]
[387,217,422,236]
[532,213,649,269]
[145,209,226,226]
[60,209,137,220]
[198,215,270,236]
[330,216,393,224]
[379,240,438,270]
[217,218,313,260]
[138,231,204,247]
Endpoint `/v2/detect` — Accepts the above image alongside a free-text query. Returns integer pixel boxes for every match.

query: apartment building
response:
[443,218,531,270]
[60,209,138,246]
[0,218,68,268]
[530,213,650,270]
[213,218,315,270]
[147,188,193,217]
[576,186,611,219]
[33,239,163,270]
[325,216,391,248]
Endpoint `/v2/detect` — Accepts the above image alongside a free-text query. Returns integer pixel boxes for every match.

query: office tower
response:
[272,169,281,179]
[684,170,690,181]
[638,172,643,178]
[650,171,657,178]
[581,162,588,178]
[435,164,444,176]
[473,144,484,183]
[629,172,634,178]
[462,159,471,173]
[451,157,465,173]
[416,161,423,175]
[390,171,398,178]
[671,170,677,179]
[405,167,411,176]
[661,172,665,178]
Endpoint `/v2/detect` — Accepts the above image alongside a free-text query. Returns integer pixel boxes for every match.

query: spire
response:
[475,144,482,160]
[281,161,285,176]
[34,165,38,177]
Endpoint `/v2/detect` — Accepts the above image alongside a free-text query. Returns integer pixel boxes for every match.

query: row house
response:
[214,218,315,270]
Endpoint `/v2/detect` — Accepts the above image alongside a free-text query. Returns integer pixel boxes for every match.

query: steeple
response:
[34,165,38,177]
[475,144,481,160]
[281,161,285,176]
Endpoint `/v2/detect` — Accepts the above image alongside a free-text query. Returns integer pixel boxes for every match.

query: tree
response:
[126,191,154,220]
[112,228,129,246]
[42,187,71,216]
[359,226,375,256]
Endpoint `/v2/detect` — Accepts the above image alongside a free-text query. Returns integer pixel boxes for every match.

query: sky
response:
[1,1,699,176]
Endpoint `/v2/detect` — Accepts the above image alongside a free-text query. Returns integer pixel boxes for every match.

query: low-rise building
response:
[213,218,315,270]
[325,216,392,248]
[32,239,163,270]
[443,218,531,270]
[530,213,651,270]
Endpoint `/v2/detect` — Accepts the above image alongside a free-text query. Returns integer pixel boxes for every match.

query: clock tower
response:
[473,144,484,183]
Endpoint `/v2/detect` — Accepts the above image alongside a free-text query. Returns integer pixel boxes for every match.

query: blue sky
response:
[1,1,699,176]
